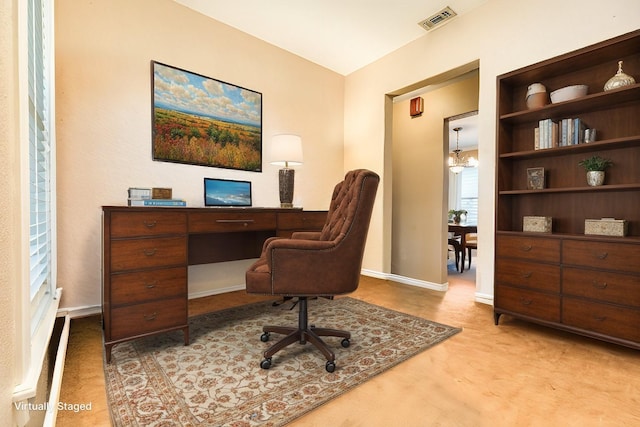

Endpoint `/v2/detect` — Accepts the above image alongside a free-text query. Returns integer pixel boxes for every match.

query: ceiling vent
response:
[418,6,457,31]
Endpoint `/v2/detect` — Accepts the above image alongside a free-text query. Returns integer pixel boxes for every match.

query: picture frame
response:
[152,61,262,171]
[204,177,252,207]
[527,167,545,190]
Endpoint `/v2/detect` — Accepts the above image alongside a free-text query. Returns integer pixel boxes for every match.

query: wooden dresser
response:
[102,207,327,362]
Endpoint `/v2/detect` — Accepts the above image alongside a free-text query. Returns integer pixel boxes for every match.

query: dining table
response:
[448,223,477,273]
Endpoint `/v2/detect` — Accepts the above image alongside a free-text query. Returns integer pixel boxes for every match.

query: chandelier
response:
[449,126,478,174]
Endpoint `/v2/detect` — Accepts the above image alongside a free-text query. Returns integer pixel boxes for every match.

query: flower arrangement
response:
[448,209,467,224]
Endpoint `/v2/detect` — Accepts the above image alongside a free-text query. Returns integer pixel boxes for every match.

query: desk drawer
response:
[110,267,187,306]
[562,240,640,274]
[111,236,187,272]
[563,298,640,343]
[188,212,277,233]
[110,211,187,238]
[496,235,560,263]
[562,267,640,307]
[110,297,187,340]
[495,285,560,322]
[277,211,327,230]
[496,259,560,293]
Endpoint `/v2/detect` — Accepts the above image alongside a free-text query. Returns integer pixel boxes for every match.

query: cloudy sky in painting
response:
[153,62,261,127]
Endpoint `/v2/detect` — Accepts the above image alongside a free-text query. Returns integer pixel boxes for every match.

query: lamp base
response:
[278,168,295,208]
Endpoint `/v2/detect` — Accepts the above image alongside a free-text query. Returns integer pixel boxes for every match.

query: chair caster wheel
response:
[260,358,272,369]
[341,338,350,348]
[260,332,270,342]
[325,361,336,373]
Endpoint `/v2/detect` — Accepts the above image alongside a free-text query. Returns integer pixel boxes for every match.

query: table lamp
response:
[270,134,303,208]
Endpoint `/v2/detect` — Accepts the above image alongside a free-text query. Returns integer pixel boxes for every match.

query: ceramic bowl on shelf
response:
[550,84,588,103]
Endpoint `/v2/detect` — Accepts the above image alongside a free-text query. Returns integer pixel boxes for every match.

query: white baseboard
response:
[361,269,448,292]
[474,292,494,305]
[188,284,246,300]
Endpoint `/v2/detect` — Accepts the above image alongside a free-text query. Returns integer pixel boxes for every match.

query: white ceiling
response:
[174,0,488,76]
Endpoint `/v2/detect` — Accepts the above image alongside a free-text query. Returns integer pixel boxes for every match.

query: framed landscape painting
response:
[151,61,262,171]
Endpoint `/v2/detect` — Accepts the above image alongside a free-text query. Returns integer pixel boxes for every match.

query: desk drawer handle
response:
[595,252,608,260]
[520,298,533,306]
[592,281,608,290]
[521,272,533,279]
[144,312,157,321]
[143,220,157,228]
[520,245,533,252]
[143,248,157,256]
[145,281,158,289]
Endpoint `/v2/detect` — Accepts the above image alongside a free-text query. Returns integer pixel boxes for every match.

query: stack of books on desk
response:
[127,187,187,207]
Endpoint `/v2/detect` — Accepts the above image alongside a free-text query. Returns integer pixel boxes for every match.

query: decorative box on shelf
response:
[523,216,552,233]
[585,218,628,236]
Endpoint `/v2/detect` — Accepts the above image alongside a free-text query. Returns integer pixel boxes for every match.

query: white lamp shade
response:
[270,134,303,166]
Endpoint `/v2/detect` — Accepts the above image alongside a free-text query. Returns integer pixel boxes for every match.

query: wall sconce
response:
[270,134,303,208]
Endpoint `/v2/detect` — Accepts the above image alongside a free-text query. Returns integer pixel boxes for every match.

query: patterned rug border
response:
[105,297,462,426]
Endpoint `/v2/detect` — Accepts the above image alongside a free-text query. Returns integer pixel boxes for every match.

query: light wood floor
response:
[57,263,640,426]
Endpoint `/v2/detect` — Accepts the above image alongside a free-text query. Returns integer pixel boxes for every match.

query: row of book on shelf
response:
[128,187,186,206]
[534,118,589,150]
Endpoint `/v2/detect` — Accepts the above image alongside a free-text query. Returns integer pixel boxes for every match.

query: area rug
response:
[104,297,461,426]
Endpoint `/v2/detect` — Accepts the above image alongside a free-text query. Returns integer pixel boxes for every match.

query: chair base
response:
[259,297,350,372]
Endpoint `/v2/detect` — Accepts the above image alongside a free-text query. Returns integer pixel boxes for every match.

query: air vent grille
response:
[418,6,457,31]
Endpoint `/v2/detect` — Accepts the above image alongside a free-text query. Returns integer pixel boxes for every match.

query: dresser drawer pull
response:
[520,245,533,252]
[143,220,157,228]
[520,298,533,306]
[143,248,157,256]
[595,252,608,260]
[521,272,533,279]
[591,281,608,290]
[144,312,157,321]
[145,281,158,289]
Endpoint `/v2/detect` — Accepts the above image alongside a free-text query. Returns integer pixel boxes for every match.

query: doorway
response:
[445,111,479,280]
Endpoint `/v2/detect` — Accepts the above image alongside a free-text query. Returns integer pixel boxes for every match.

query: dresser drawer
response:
[110,236,187,272]
[562,240,640,274]
[110,297,187,341]
[188,212,277,233]
[496,258,560,293]
[563,298,640,343]
[110,267,187,306]
[110,211,187,238]
[496,235,560,263]
[495,285,560,322]
[562,267,640,307]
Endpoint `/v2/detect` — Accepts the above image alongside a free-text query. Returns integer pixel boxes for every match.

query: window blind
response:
[28,0,55,336]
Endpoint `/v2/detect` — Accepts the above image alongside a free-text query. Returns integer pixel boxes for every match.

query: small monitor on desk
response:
[204,178,252,207]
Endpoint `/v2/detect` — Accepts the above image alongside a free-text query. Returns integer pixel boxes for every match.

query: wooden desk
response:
[448,223,477,272]
[101,206,327,362]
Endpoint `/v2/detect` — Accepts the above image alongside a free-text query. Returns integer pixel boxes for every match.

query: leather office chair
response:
[245,169,379,372]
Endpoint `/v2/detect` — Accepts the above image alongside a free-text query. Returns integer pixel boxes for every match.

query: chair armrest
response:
[264,237,361,295]
[291,231,322,240]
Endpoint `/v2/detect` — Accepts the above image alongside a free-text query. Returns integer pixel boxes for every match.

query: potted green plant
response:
[448,209,467,224]
[578,155,613,186]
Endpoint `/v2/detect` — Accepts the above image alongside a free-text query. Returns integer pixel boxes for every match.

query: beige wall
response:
[1,0,19,422]
[344,0,640,302]
[391,74,479,285]
[54,0,346,310]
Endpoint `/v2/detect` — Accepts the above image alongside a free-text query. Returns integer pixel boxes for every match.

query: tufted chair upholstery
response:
[245,169,379,371]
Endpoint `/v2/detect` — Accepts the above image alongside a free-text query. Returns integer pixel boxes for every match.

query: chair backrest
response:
[320,169,379,244]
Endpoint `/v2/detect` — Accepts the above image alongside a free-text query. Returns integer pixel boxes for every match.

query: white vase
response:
[587,171,605,186]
